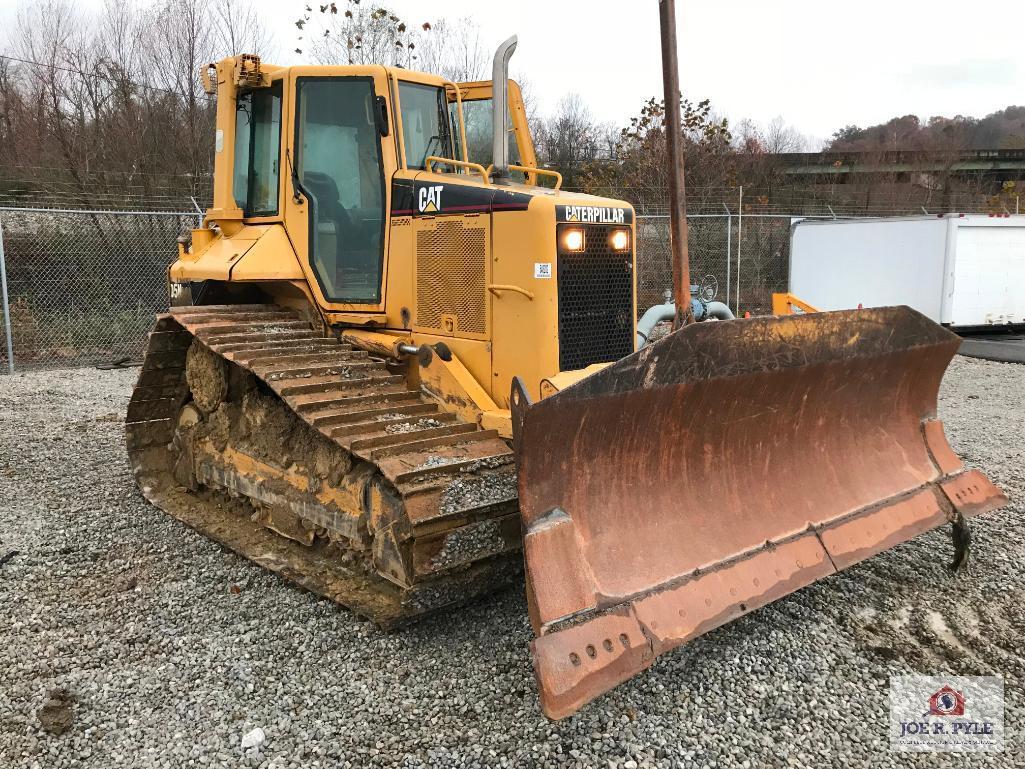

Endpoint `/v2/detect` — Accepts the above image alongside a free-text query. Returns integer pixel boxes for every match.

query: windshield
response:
[399,82,453,170]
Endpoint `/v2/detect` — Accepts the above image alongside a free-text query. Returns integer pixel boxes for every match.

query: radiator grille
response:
[557,224,634,371]
[415,219,488,335]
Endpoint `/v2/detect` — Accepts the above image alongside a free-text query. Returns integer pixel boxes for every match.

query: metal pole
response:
[735,185,743,313]
[190,196,205,228]
[0,220,14,374]
[723,202,732,312]
[658,0,692,326]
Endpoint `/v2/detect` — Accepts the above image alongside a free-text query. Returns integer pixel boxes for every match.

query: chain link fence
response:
[0,208,198,372]
[0,203,859,374]
[635,210,809,318]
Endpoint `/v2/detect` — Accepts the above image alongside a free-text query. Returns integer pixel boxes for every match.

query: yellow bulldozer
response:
[127,2,1006,720]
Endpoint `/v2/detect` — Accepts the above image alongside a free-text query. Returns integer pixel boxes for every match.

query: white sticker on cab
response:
[534,262,552,279]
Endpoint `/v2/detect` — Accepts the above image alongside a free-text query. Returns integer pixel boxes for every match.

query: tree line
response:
[1,0,1021,214]
[830,108,1025,152]
[0,0,274,207]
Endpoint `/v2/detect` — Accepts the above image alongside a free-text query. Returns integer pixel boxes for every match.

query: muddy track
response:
[124,304,522,628]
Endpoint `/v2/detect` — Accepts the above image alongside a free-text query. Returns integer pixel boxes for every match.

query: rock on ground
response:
[0,356,1022,768]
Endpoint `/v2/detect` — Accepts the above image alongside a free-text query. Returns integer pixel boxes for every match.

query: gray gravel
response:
[1,356,1022,768]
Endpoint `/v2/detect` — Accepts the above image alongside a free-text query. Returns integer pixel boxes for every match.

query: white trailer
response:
[789,214,1025,328]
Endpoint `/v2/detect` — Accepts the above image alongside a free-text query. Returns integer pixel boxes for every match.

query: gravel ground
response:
[1,356,1022,768]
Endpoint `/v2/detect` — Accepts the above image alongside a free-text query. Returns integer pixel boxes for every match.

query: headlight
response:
[610,229,630,251]
[562,228,585,252]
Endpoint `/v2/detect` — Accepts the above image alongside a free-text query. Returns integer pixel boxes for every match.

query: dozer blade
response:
[510,306,1007,720]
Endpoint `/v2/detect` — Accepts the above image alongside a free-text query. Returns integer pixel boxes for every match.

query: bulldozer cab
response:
[217,58,540,317]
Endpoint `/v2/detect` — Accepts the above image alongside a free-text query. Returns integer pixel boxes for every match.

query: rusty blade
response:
[510,306,1007,720]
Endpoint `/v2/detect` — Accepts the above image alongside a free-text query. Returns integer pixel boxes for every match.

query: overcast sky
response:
[5,0,1024,147]
[254,0,1025,144]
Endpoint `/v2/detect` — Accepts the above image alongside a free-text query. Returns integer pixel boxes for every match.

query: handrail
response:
[488,283,535,300]
[511,164,562,190]
[425,156,491,185]
[442,80,469,164]
[485,163,562,190]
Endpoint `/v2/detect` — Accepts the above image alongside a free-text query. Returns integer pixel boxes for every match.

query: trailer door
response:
[950,222,1025,327]
[789,218,947,321]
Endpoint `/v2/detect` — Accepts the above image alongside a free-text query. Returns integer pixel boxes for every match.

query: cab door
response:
[283,67,398,314]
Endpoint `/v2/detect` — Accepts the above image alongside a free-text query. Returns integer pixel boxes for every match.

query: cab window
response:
[399,82,453,169]
[295,77,386,304]
[233,83,282,216]
[452,97,525,181]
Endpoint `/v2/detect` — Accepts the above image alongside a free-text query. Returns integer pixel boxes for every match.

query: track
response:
[125,304,521,628]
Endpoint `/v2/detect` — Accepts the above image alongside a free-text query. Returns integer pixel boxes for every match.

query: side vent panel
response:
[414,218,490,338]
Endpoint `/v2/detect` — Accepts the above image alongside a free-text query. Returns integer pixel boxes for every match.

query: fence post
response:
[0,219,14,374]
[722,204,732,311]
[735,186,743,313]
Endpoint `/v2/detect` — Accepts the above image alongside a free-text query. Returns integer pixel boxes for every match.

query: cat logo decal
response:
[418,185,443,213]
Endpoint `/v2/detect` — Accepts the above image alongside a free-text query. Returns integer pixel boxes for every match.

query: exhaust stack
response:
[491,35,518,182]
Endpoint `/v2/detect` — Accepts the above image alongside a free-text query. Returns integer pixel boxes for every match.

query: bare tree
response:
[732,117,806,154]
[299,1,491,81]
[582,95,733,204]
[415,17,488,81]
[15,0,92,175]
[0,57,24,167]
[301,2,426,67]
[537,96,596,162]
[212,0,275,58]
[763,116,806,154]
[1,0,263,204]
[146,0,216,181]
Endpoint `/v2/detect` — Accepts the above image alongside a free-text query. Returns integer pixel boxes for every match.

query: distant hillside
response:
[828,106,1025,152]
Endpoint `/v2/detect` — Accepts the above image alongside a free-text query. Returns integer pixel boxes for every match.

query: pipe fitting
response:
[636,299,736,348]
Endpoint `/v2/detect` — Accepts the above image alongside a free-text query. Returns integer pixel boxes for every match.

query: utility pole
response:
[658,0,692,326]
